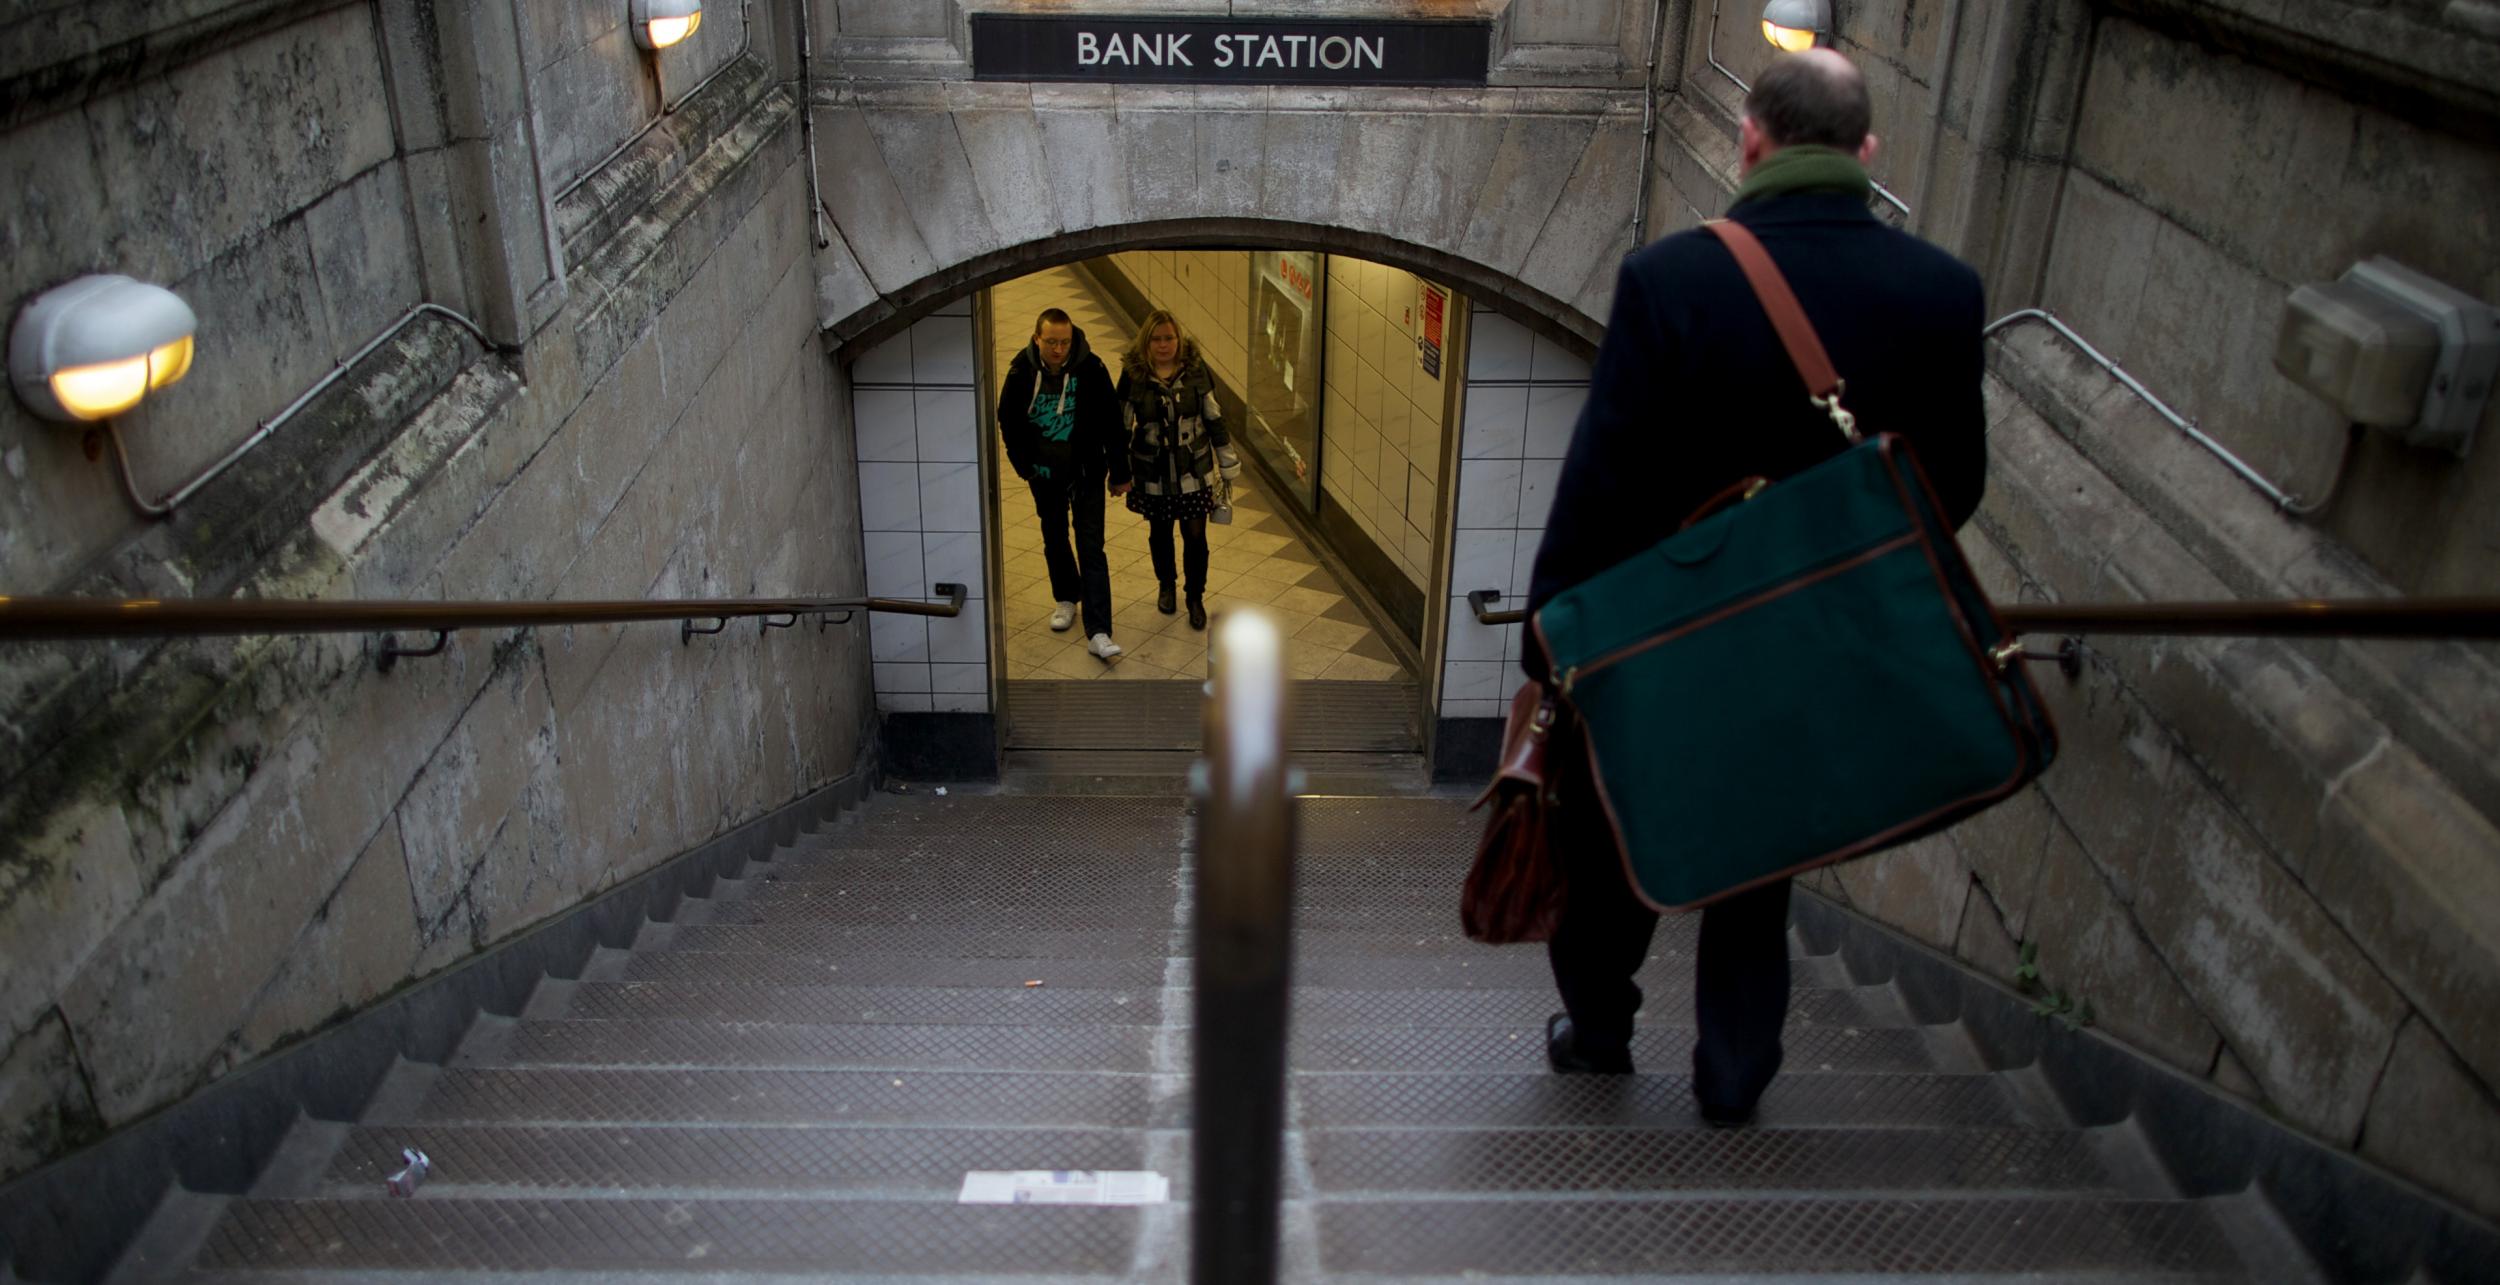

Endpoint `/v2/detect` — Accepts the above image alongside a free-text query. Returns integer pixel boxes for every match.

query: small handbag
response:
[1530,219,2057,911]
[1460,681,1567,943]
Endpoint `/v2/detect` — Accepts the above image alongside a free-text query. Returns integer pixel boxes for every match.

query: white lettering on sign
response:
[1075,28,1394,75]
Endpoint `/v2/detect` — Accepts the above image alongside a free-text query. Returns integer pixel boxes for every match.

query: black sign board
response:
[970,14,1492,87]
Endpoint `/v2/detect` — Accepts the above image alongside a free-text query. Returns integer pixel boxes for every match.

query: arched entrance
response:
[845,224,1605,783]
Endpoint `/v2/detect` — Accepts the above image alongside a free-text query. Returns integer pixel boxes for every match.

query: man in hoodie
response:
[998,308,1128,659]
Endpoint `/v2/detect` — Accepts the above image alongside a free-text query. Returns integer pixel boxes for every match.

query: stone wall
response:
[0,1,866,1186]
[1645,0,2500,1223]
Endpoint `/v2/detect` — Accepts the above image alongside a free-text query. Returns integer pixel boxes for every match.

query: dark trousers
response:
[1030,475,1112,637]
[1147,515,1210,596]
[1545,769,1793,1113]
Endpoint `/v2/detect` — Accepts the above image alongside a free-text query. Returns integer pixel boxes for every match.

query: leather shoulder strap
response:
[1701,219,1841,402]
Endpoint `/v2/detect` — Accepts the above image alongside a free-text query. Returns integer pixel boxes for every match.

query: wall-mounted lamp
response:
[2275,256,2498,456]
[9,275,196,423]
[1761,0,1832,51]
[632,0,703,50]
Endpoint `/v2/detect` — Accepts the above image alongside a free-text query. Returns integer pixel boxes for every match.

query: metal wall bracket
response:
[376,630,452,673]
[1991,636,2084,679]
[681,617,728,644]
[759,613,799,631]
[817,610,856,630]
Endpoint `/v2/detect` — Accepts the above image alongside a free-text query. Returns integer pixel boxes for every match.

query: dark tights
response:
[1148,514,1210,595]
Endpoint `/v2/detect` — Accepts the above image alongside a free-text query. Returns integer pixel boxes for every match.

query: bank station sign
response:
[970,14,1493,86]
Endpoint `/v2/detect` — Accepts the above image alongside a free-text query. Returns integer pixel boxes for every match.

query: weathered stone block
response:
[1942,785,2053,938]
[2121,782,2406,1143]
[58,725,387,1122]
[2307,742,2500,1094]
[235,820,424,1058]
[867,110,1002,271]
[1829,835,1970,953]
[85,7,395,279]
[119,221,336,508]
[1032,100,1132,237]
[1518,120,1641,311]
[0,1011,103,1184]
[397,651,558,943]
[955,108,1065,252]
[1457,114,1595,277]
[1117,99,1201,224]
[2360,1018,2500,1225]
[0,802,141,1057]
[1400,113,1514,253]
[1256,110,1344,227]
[2023,821,2221,1074]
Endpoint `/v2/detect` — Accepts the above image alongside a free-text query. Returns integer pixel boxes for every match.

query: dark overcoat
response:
[1524,189,1989,655]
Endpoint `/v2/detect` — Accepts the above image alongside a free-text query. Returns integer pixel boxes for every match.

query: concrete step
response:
[1291,1070,2050,1131]
[633,920,1180,958]
[592,946,1174,990]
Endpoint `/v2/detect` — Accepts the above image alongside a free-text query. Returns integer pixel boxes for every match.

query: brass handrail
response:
[0,584,968,641]
[1192,608,1295,1285]
[1466,587,2500,640]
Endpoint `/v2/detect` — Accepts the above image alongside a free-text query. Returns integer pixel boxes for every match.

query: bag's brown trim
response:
[1876,437,2055,747]
[1569,532,1920,686]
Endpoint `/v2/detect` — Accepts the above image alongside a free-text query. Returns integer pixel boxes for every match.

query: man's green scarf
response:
[1730,144,1871,209]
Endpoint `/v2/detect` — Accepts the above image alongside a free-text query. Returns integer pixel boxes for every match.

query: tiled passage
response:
[987,266,1402,683]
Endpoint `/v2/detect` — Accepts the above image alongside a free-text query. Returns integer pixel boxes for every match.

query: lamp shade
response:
[631,0,703,49]
[9,275,198,423]
[1762,0,1831,50]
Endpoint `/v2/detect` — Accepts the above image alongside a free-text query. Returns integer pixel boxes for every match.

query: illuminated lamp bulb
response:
[8,275,199,423]
[632,0,703,50]
[1760,0,1832,51]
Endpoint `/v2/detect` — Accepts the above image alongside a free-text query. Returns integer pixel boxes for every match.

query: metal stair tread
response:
[464,1016,1159,1072]
[194,1197,1145,1274]
[1299,1125,2130,1196]
[374,1066,1172,1128]
[1313,1196,2246,1277]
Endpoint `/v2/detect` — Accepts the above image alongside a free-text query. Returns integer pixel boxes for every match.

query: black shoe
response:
[1544,1013,1633,1075]
[1187,596,1207,630]
[1158,584,1177,615]
[1696,1098,1758,1128]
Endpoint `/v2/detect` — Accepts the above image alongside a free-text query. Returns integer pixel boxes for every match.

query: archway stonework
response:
[808,85,1647,356]
[817,90,1633,760]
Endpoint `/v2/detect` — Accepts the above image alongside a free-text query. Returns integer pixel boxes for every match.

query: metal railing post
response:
[1193,608,1295,1285]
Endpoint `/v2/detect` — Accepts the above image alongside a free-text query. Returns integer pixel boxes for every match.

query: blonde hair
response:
[1124,309,1197,373]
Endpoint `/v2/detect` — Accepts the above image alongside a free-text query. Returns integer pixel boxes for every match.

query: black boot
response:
[1187,595,1207,630]
[1158,583,1177,615]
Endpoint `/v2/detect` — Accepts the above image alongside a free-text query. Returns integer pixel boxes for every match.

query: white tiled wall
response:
[1108,249,1252,390]
[1440,303,1592,720]
[1319,257,1454,591]
[853,298,989,715]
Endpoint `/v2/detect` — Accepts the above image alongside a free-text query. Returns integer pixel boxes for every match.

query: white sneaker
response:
[1087,632,1123,660]
[1048,601,1077,632]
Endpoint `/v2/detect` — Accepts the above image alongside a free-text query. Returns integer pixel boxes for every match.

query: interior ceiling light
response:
[1762,0,1831,51]
[8,275,197,423]
[632,0,703,50]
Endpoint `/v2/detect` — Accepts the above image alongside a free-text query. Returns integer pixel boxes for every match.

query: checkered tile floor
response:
[988,267,1404,683]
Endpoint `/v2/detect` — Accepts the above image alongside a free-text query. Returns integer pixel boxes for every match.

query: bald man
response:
[1523,49,1987,1125]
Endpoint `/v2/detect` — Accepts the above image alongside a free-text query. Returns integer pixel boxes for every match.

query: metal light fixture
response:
[2275,257,2498,456]
[632,0,703,50]
[9,275,197,423]
[1761,0,1831,51]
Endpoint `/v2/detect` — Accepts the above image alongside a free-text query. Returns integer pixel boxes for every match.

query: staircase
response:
[109,789,2318,1281]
